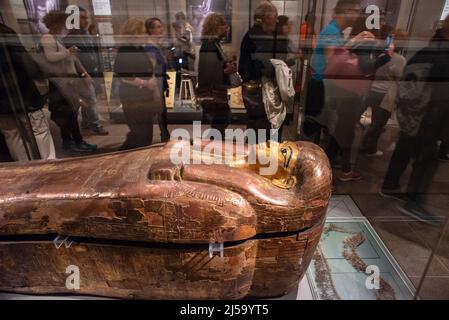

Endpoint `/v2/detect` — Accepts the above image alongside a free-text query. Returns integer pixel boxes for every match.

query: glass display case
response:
[0,0,448,300]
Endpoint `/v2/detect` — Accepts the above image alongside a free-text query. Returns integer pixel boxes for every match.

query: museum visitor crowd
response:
[0,0,448,224]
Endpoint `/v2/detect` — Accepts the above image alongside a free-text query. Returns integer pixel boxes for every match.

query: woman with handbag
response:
[198,13,235,138]
[41,11,97,153]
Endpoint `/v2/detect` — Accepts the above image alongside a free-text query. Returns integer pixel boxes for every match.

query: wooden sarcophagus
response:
[0,140,332,299]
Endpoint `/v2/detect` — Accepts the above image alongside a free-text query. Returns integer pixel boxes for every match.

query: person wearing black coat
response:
[238,2,291,142]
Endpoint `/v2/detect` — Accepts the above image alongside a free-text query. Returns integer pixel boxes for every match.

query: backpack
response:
[396,62,433,136]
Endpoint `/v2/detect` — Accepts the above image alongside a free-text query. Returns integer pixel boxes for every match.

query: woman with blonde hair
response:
[114,18,160,149]
[197,13,235,137]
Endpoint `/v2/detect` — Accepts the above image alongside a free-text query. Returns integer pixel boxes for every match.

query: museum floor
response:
[45,102,449,300]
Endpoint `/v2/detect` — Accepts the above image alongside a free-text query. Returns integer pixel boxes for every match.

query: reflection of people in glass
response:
[114,18,160,150]
[239,1,280,141]
[64,7,108,136]
[198,13,233,137]
[306,0,375,183]
[0,22,56,161]
[305,0,372,131]
[381,16,449,224]
[41,11,97,153]
[361,30,408,157]
[145,17,171,143]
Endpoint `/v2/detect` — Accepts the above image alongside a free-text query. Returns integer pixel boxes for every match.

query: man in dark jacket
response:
[64,7,108,136]
[0,22,55,161]
[381,17,449,225]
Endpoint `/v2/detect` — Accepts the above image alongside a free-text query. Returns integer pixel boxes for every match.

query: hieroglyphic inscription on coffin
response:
[162,184,247,208]
[99,183,255,243]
